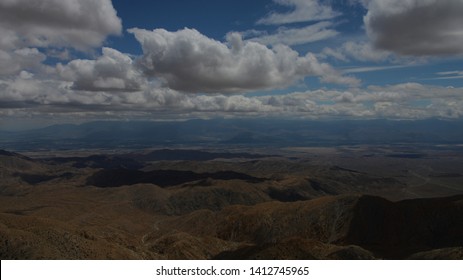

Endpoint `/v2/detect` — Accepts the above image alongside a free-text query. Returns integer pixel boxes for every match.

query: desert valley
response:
[1,120,462,260]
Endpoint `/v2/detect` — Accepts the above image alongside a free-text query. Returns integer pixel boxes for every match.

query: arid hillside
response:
[1,149,462,259]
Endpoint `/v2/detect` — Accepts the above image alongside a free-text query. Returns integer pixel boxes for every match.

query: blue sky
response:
[1,0,463,128]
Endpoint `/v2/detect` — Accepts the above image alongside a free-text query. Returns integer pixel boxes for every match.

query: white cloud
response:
[257,0,340,25]
[247,21,338,46]
[2,70,461,120]
[0,48,46,76]
[0,0,122,81]
[363,0,463,55]
[336,41,392,62]
[342,65,410,74]
[129,28,358,93]
[434,70,463,80]
[0,0,122,51]
[303,53,360,87]
[437,71,463,76]
[2,0,461,122]
[319,47,348,62]
[57,48,145,92]
[321,41,392,62]
[0,75,67,106]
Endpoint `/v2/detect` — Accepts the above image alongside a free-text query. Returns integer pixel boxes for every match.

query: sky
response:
[1,0,463,129]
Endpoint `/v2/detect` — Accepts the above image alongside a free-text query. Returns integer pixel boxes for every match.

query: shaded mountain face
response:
[0,150,79,192]
[159,195,463,260]
[345,195,463,259]
[86,169,266,188]
[1,149,463,260]
[0,150,28,158]
[0,149,36,169]
[43,155,145,170]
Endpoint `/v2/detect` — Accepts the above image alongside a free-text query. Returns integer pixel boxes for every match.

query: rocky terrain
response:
[1,149,462,260]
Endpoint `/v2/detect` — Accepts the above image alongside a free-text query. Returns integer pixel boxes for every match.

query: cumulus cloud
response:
[247,21,338,46]
[129,28,358,93]
[262,83,463,119]
[257,0,340,25]
[0,74,69,107]
[0,0,122,51]
[0,48,46,76]
[0,0,122,81]
[57,48,145,92]
[2,68,461,120]
[363,0,463,55]
[3,0,461,122]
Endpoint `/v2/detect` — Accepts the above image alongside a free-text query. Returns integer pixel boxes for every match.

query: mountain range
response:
[1,148,462,259]
[2,118,463,151]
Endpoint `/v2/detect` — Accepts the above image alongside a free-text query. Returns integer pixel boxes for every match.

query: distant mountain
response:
[2,118,463,151]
